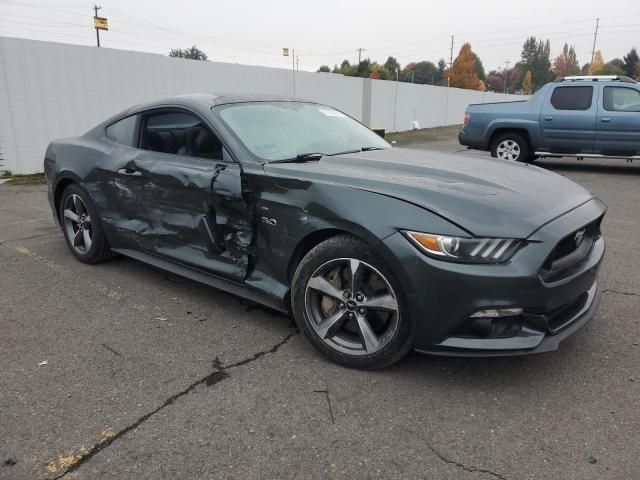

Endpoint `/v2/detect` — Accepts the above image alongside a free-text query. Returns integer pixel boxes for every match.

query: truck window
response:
[550,86,593,111]
[603,87,640,112]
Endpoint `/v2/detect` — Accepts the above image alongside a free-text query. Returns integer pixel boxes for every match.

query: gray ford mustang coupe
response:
[44,94,606,369]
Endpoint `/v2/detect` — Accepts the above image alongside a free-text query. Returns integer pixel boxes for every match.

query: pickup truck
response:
[458,75,640,163]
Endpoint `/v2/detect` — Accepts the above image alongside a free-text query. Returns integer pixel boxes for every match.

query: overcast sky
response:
[1,0,639,73]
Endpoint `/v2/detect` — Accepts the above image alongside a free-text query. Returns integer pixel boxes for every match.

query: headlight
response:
[405,231,523,264]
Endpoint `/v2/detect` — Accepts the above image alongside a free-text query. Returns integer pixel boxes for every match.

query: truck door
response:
[594,85,640,156]
[539,85,598,154]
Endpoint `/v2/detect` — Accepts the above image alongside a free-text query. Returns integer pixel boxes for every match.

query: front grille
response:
[541,216,603,275]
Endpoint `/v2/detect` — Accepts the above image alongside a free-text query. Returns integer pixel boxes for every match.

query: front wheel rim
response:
[63,193,93,254]
[304,258,400,356]
[496,139,521,161]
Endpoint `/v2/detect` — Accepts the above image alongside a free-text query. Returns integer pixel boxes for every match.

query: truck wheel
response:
[491,133,531,163]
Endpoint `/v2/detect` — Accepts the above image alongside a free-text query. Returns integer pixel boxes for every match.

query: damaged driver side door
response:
[129,109,253,281]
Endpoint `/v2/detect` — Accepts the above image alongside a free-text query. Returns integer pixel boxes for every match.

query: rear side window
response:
[105,115,137,146]
[550,86,593,111]
[603,87,640,112]
[141,111,223,160]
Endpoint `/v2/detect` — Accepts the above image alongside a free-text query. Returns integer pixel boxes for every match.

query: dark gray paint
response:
[44,93,606,354]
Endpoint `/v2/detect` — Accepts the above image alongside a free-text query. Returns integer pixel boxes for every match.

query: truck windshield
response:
[217,102,390,162]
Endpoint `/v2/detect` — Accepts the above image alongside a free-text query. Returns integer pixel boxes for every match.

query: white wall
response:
[0,36,523,174]
[369,80,518,131]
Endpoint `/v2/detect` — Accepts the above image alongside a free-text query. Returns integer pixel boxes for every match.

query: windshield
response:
[217,102,390,161]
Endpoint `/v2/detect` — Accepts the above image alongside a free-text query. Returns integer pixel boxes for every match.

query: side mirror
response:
[372,128,385,139]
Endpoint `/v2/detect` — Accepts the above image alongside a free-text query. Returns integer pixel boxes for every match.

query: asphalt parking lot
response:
[1,130,639,480]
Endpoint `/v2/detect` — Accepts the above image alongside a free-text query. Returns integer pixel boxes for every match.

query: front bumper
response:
[382,198,606,356]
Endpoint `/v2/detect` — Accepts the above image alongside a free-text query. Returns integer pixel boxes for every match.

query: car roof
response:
[124,93,315,115]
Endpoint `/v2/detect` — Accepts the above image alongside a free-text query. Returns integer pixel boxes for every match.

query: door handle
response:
[601,117,611,123]
[117,167,142,176]
[544,116,553,121]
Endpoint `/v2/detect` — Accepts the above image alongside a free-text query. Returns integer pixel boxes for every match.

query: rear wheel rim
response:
[304,258,399,356]
[496,139,521,161]
[63,194,93,254]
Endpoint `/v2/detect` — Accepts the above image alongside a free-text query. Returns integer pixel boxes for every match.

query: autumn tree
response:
[369,63,392,80]
[447,43,485,91]
[553,43,580,77]
[522,70,534,94]
[590,51,605,74]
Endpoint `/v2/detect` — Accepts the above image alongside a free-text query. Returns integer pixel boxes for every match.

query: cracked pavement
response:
[1,140,639,479]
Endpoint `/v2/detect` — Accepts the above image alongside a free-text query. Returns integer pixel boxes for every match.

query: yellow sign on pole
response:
[282,48,289,57]
[94,16,109,31]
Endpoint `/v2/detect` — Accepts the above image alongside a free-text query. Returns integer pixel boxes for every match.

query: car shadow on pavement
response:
[536,160,640,176]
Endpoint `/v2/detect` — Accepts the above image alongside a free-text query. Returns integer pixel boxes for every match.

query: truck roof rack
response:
[555,75,638,84]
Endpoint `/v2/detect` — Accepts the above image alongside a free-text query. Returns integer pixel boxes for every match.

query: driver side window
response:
[141,111,224,160]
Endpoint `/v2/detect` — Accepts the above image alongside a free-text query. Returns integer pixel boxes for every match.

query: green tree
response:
[622,48,639,77]
[169,45,208,61]
[471,53,486,81]
[520,37,552,91]
[599,62,625,76]
[383,56,401,77]
[333,59,356,76]
[355,59,372,78]
[317,65,331,72]
[437,58,447,84]
[413,61,440,84]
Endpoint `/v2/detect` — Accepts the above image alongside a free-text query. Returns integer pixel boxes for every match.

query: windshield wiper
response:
[269,152,324,164]
[269,147,384,164]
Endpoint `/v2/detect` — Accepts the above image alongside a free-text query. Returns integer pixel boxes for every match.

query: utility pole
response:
[504,60,511,93]
[590,17,600,71]
[93,4,102,47]
[296,55,299,71]
[448,35,454,87]
[357,48,365,64]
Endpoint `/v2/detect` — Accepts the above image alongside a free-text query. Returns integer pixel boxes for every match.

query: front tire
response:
[491,133,532,163]
[59,184,112,264]
[291,235,413,369]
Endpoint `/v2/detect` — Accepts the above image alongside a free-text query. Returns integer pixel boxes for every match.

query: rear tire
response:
[59,183,112,264]
[491,133,532,163]
[291,235,413,369]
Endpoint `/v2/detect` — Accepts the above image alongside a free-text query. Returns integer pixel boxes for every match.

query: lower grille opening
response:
[545,292,589,333]
[453,316,523,339]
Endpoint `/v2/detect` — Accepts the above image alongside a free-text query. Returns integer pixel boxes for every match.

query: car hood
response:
[265,148,595,238]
